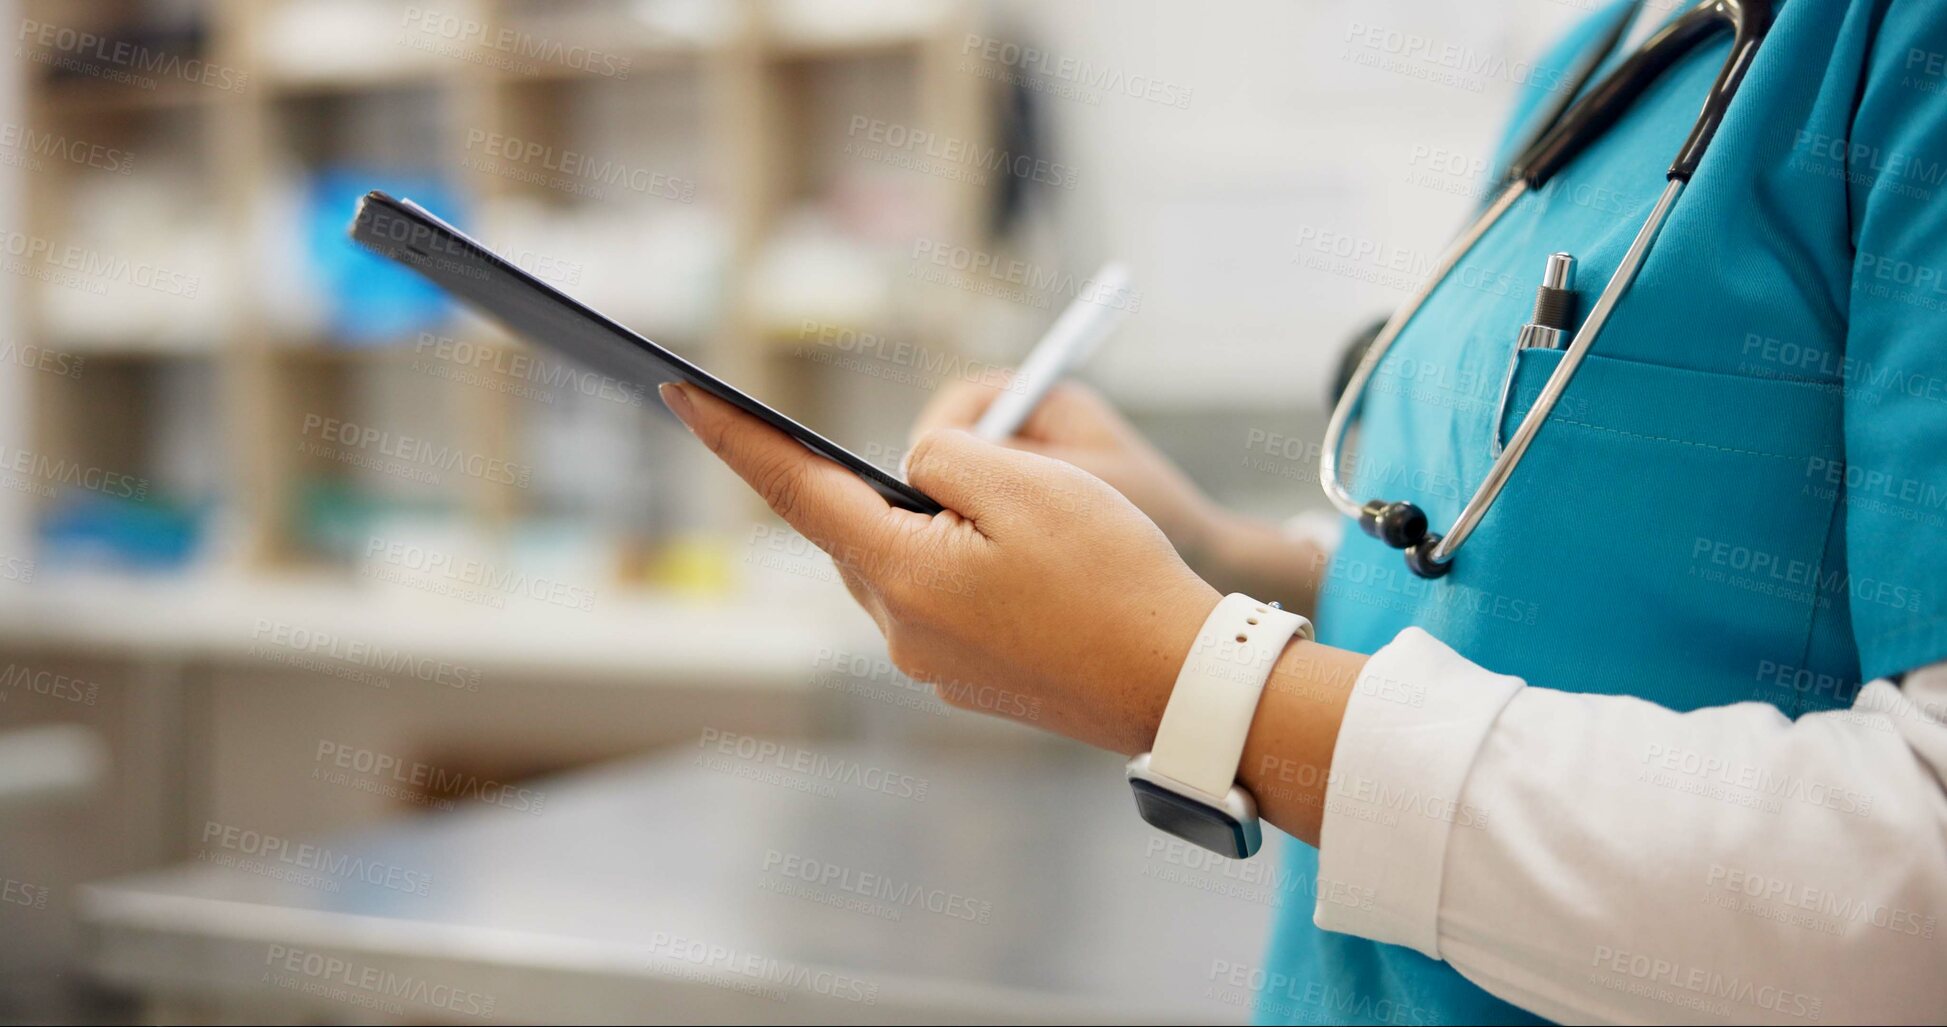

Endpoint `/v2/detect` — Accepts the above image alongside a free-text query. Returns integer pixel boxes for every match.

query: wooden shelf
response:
[32,75,221,117]
[258,63,449,99]
[263,342,411,361]
[37,338,225,359]
[495,38,710,84]
[14,0,992,580]
[767,31,930,63]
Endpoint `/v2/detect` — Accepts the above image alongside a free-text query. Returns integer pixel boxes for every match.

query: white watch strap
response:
[1149,593,1312,798]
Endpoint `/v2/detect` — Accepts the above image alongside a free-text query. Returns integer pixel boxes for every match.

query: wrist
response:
[1126,591,1316,859]
[1115,581,1223,757]
[1119,584,1364,851]
[1236,638,1364,846]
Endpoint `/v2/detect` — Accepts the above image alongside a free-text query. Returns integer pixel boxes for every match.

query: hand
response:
[660,382,1221,754]
[910,380,1224,571]
[662,380,1363,845]
[911,379,1327,613]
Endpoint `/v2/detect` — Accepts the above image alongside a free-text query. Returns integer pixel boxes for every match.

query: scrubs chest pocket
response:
[1468,348,1849,707]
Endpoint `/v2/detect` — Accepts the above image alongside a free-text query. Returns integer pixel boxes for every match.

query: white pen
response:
[974,262,1133,440]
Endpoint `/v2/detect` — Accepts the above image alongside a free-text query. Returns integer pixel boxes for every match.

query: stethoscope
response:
[1320,0,1773,579]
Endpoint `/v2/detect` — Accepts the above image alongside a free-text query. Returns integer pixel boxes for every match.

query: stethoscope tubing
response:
[1428,177,1684,564]
[1317,0,1772,578]
[1317,181,1527,522]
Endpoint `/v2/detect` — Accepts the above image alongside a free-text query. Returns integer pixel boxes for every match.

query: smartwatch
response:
[1127,593,1311,859]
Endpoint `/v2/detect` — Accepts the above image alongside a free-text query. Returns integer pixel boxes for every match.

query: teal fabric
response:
[1259,1,1947,1023]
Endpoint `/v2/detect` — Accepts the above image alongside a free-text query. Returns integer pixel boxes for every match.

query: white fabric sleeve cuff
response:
[1312,626,1525,958]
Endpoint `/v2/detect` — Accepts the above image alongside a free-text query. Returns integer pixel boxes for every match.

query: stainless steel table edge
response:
[78,883,1243,1025]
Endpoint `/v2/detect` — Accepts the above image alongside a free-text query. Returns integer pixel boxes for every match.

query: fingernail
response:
[658,382,694,430]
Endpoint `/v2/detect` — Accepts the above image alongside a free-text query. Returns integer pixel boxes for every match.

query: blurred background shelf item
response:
[0,723,107,815]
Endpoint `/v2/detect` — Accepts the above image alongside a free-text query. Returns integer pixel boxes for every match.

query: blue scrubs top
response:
[1260,1,1947,1023]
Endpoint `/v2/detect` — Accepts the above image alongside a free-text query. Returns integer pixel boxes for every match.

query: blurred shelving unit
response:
[14,0,992,601]
[2,12,995,1010]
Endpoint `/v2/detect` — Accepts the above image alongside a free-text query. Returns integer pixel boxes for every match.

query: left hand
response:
[908,380,1224,567]
[659,381,1220,754]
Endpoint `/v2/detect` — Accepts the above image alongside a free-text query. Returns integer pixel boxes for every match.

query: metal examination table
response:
[79,739,1283,1023]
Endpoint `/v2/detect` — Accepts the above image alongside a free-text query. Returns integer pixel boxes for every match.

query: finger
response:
[960,430,1089,473]
[985,434,1065,460]
[904,427,1092,536]
[908,379,1008,447]
[661,383,898,550]
[1014,381,1122,447]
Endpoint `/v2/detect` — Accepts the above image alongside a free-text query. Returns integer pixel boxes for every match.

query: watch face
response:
[1129,778,1262,859]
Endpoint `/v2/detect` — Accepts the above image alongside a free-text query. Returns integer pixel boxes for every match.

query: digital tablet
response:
[347,190,944,516]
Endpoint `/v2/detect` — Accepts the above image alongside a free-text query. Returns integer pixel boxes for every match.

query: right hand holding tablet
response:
[661,380,1220,757]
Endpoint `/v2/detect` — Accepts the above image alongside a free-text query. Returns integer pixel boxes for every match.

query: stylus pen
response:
[974,262,1132,440]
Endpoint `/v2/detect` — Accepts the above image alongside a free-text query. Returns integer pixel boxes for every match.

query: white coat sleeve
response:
[1314,626,1947,1025]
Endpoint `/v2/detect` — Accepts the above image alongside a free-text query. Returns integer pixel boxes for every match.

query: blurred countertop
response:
[79,738,1281,1024]
[0,574,880,688]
